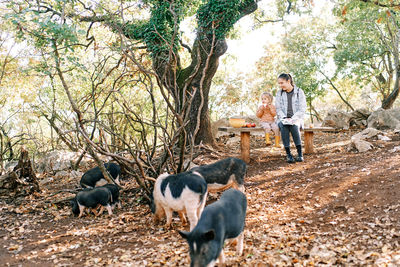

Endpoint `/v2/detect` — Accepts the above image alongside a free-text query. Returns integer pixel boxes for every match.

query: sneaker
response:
[286,154,295,163]
[295,156,304,162]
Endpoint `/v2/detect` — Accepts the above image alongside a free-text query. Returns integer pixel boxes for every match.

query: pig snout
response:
[190,243,218,267]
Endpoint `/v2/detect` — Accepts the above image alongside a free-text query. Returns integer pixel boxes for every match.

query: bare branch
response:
[318,71,355,111]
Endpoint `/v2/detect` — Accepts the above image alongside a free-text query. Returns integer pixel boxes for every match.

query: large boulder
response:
[322,110,353,129]
[322,109,369,129]
[349,109,370,128]
[367,108,400,130]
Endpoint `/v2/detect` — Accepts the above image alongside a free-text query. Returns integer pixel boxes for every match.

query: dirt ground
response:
[1,129,400,266]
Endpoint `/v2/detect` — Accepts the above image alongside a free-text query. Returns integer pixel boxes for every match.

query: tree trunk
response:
[0,126,14,161]
[0,147,40,198]
[180,38,227,145]
[153,1,258,145]
[381,69,400,109]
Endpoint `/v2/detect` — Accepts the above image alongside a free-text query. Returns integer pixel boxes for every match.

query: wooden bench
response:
[218,126,337,163]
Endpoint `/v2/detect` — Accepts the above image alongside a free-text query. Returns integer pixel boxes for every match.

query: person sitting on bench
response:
[256,92,280,148]
[275,73,307,163]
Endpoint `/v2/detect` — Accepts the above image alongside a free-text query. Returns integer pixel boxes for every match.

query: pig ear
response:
[204,230,215,241]
[178,230,189,239]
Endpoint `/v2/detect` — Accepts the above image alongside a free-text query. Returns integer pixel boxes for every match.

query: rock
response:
[352,139,373,153]
[352,128,381,140]
[349,127,391,152]
[35,150,91,173]
[367,108,400,130]
[351,108,371,118]
[323,109,370,129]
[390,146,400,153]
[377,134,391,141]
[350,109,370,128]
[322,110,353,129]
[350,128,380,153]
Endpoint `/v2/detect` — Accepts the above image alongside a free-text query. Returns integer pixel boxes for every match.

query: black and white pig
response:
[190,157,247,193]
[80,162,121,188]
[70,187,113,217]
[179,188,247,267]
[101,183,122,210]
[152,171,208,231]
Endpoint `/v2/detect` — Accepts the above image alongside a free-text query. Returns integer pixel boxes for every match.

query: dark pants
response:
[278,122,302,148]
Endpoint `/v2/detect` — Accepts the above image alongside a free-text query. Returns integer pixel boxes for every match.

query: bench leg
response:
[304,131,314,154]
[240,132,250,163]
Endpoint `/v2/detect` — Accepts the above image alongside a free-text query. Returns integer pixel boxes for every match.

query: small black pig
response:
[71,187,113,217]
[80,162,121,188]
[179,188,247,267]
[190,157,247,193]
[101,183,121,210]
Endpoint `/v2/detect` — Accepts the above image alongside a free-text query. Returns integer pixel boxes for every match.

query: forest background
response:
[1,0,399,185]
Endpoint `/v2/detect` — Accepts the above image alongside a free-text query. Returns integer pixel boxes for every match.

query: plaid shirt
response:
[275,86,307,125]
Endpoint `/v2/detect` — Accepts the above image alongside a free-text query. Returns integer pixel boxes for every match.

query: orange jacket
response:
[256,104,277,123]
